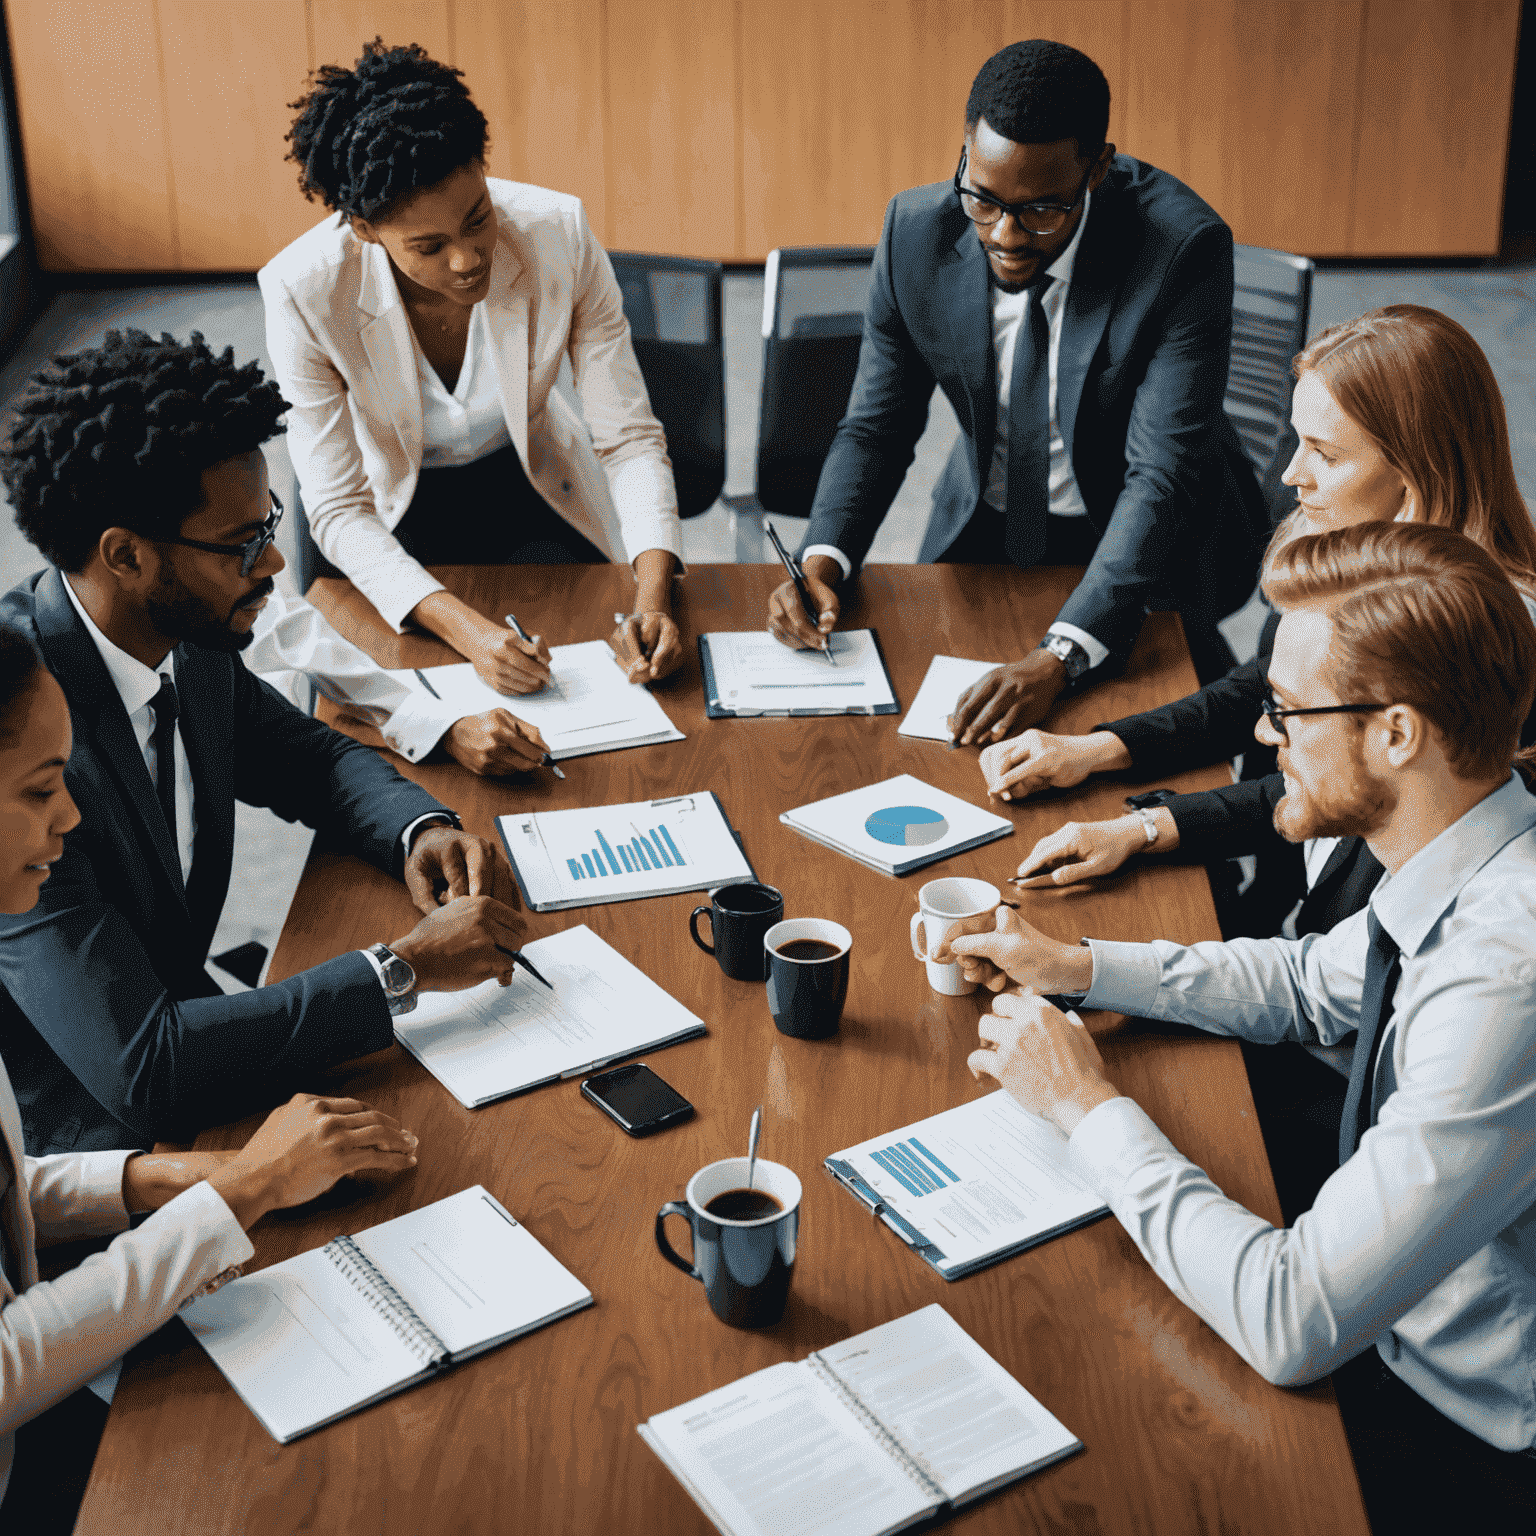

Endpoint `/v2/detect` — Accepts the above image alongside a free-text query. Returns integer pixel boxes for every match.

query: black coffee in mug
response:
[690,882,785,981]
[774,939,841,962]
[704,1188,783,1220]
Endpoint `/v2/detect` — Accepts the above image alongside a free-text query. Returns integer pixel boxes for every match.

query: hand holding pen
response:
[764,525,840,660]
[462,611,552,695]
[610,611,684,683]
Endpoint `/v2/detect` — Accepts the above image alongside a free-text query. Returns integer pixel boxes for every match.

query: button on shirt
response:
[63,576,196,884]
[1070,773,1536,1450]
[805,192,1107,669]
[415,300,512,469]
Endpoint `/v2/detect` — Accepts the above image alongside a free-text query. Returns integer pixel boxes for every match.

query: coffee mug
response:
[910,877,1000,995]
[655,1157,802,1327]
[689,882,784,981]
[764,919,851,1039]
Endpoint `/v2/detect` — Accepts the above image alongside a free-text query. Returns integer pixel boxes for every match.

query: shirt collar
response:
[1370,773,1536,956]
[60,574,171,720]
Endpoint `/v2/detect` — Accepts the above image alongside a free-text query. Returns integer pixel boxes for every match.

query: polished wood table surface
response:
[78,565,1368,1535]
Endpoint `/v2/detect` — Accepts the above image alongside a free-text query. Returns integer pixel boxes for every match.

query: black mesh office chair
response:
[722,246,874,560]
[1227,244,1315,523]
[608,252,725,519]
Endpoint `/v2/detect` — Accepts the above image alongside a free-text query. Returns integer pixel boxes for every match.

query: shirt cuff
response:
[1067,1094,1178,1200]
[1081,938,1165,1017]
[167,1181,258,1307]
[1047,621,1110,671]
[802,544,852,583]
[383,688,459,763]
[399,811,458,861]
[357,945,389,995]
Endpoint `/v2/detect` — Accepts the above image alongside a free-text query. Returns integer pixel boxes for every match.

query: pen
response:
[495,942,554,990]
[413,667,441,700]
[765,520,835,665]
[502,613,566,779]
[613,610,649,681]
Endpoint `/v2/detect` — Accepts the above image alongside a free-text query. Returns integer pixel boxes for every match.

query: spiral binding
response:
[806,1354,946,1506]
[324,1236,448,1368]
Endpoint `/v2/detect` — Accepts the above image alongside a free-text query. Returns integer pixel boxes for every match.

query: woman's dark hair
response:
[965,39,1111,155]
[1,329,289,573]
[0,623,45,746]
[286,38,489,222]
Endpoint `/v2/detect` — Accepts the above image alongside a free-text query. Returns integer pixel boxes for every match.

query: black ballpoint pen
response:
[501,612,567,779]
[496,943,554,990]
[765,520,836,665]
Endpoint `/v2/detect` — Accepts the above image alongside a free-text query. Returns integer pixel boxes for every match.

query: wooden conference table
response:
[78,565,1369,1535]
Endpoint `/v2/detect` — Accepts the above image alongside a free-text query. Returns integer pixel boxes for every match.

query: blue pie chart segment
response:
[865,805,950,847]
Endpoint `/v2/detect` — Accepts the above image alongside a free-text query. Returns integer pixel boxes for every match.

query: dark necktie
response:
[1339,909,1401,1161]
[1003,271,1054,569]
[149,674,179,839]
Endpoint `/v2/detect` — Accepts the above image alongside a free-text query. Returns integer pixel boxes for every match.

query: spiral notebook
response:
[639,1304,1080,1536]
[181,1187,592,1443]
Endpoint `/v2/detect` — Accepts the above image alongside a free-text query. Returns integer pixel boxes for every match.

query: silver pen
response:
[501,613,565,779]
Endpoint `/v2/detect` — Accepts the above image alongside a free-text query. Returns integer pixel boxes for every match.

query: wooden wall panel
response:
[1122,0,1363,255]
[605,0,736,257]
[1349,0,1521,256]
[454,0,608,243]
[309,1,452,75]
[5,0,180,270]
[742,0,1006,255]
[158,2,316,268]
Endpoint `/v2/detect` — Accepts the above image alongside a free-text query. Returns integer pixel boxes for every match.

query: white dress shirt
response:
[61,576,196,884]
[807,193,1108,669]
[245,567,462,764]
[414,299,513,469]
[1070,773,1536,1450]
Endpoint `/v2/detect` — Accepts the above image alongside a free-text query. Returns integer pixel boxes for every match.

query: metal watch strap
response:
[367,942,418,1017]
[1038,633,1090,682]
[1132,805,1159,845]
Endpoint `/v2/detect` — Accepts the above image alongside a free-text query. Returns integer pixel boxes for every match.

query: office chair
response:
[1227,244,1315,523]
[722,245,875,561]
[608,252,726,520]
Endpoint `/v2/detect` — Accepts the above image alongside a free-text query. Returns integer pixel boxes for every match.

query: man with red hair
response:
[944,520,1536,1522]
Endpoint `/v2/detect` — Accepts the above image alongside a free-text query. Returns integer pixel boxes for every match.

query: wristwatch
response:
[1129,805,1161,846]
[1037,632,1090,683]
[366,942,418,1016]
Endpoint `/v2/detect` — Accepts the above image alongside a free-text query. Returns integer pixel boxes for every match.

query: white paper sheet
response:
[387,639,683,758]
[834,1090,1107,1275]
[896,656,1001,742]
[394,924,705,1105]
[703,630,895,714]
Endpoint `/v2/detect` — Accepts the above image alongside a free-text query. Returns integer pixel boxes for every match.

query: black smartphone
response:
[580,1063,695,1137]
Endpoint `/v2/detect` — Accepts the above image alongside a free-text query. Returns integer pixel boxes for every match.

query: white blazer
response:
[259,179,684,633]
[0,1058,251,1503]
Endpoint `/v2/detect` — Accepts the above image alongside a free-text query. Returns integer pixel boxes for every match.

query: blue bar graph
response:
[870,1139,961,1199]
[561,820,690,882]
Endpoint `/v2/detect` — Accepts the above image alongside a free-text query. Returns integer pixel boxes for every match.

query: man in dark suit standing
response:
[768,39,1267,740]
[0,330,526,1155]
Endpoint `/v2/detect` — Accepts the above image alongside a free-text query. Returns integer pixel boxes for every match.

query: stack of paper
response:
[897,655,1002,741]
[699,630,897,716]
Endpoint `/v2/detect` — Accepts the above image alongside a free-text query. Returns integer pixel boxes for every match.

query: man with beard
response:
[938,520,1536,1523]
[0,330,528,1155]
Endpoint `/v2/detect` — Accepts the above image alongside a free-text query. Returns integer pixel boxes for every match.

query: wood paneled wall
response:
[5,0,1522,271]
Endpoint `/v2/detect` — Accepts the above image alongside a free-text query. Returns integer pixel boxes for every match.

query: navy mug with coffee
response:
[689,882,784,981]
[656,1157,802,1327]
[764,919,852,1039]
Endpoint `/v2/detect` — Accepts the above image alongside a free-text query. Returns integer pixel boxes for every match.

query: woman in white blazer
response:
[260,40,686,697]
[0,625,419,1533]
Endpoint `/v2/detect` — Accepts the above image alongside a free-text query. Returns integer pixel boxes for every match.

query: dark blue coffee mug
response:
[763,919,852,1040]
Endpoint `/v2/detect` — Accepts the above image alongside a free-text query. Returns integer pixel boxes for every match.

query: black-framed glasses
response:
[158,490,284,578]
[953,145,1095,234]
[1262,689,1388,742]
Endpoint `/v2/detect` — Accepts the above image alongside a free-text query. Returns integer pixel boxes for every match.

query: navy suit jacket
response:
[802,156,1269,664]
[0,568,450,1154]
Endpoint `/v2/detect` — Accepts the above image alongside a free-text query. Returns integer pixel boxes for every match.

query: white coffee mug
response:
[909,877,1001,995]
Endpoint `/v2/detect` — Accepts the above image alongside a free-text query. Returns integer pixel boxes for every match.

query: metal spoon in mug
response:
[747,1105,762,1190]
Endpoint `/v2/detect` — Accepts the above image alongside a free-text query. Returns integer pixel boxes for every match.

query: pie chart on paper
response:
[864,805,950,847]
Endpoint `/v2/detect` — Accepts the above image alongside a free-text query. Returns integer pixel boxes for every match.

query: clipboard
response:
[698,630,900,718]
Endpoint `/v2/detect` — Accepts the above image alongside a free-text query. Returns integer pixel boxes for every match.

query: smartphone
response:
[580,1063,695,1137]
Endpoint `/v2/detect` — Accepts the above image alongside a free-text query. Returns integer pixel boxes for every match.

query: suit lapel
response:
[937,225,995,490]
[32,571,187,906]
[1056,189,1120,490]
[483,233,530,468]
[357,241,424,467]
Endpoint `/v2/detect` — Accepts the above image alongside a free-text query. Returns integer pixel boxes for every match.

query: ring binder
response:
[806,1354,947,1504]
[325,1235,449,1368]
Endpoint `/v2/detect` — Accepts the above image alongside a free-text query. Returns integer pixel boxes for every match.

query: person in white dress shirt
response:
[941,521,1536,1525]
[0,622,419,1534]
[261,40,686,697]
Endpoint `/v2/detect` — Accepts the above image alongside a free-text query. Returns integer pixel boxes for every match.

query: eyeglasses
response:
[157,491,284,578]
[953,145,1095,234]
[1262,689,1388,742]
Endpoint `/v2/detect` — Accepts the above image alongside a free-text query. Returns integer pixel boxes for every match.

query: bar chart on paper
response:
[497,794,754,911]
